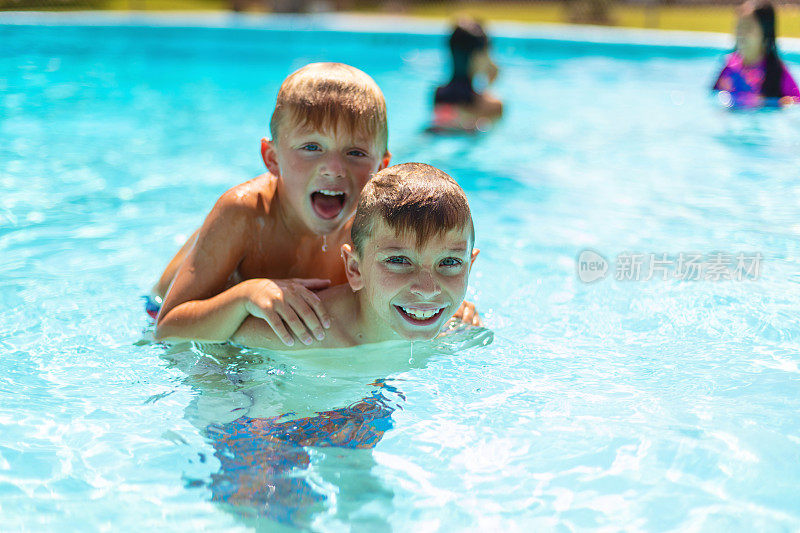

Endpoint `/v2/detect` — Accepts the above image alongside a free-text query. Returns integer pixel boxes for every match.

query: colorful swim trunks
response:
[143,294,162,320]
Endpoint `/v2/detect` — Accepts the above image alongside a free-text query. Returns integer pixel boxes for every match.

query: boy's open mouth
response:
[394,305,446,326]
[310,189,346,220]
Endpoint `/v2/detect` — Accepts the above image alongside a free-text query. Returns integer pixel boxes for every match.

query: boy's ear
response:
[379,151,391,171]
[342,244,364,291]
[469,248,480,268]
[261,138,280,176]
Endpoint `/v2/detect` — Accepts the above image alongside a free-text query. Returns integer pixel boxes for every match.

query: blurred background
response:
[2,0,800,38]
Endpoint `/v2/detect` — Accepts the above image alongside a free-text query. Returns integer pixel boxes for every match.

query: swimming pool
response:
[2,12,800,530]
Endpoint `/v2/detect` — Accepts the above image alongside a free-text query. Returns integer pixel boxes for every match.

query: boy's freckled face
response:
[272,119,386,235]
[356,220,474,341]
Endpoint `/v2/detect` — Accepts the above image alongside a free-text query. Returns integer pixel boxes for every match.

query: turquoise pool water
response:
[2,14,800,530]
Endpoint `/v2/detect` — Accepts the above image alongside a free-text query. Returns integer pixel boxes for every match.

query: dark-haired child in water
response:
[713,0,800,108]
[432,17,503,131]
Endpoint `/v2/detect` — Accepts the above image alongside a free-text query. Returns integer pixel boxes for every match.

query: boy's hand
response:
[243,278,332,346]
[453,300,481,327]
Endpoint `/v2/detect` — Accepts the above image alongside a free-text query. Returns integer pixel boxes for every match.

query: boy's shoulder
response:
[232,285,359,351]
[205,174,280,233]
[216,173,278,212]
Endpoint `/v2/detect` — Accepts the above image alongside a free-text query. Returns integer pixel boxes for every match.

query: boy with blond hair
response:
[155,63,477,347]
[233,162,479,350]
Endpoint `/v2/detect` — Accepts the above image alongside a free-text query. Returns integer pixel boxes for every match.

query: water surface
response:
[2,15,800,530]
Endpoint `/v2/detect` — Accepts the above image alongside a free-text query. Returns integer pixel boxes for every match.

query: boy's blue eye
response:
[386,256,410,265]
[301,144,321,152]
[440,257,463,267]
[348,149,367,157]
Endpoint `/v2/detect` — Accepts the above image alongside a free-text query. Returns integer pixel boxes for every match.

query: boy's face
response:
[344,220,477,341]
[262,118,390,235]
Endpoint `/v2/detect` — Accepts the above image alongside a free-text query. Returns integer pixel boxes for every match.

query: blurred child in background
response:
[432,17,503,131]
[713,0,800,108]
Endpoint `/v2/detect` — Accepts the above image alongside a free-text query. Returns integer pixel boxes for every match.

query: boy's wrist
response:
[235,279,260,315]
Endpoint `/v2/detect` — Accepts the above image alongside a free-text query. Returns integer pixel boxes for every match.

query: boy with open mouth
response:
[153,63,479,347]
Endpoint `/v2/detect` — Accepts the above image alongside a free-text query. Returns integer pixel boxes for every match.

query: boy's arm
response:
[230,315,286,350]
[155,193,254,343]
[155,191,331,345]
[150,227,200,300]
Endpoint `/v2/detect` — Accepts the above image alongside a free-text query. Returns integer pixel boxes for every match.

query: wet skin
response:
[232,221,479,350]
[155,119,390,345]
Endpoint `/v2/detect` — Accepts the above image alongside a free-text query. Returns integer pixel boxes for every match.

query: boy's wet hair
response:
[351,163,474,254]
[270,63,388,152]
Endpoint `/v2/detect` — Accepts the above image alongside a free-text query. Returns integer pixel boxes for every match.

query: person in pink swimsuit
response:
[713,0,800,109]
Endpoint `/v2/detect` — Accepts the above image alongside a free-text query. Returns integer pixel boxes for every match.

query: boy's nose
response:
[321,154,346,178]
[410,270,441,299]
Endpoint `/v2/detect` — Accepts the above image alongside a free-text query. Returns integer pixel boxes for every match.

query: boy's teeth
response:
[401,306,441,320]
[318,189,345,196]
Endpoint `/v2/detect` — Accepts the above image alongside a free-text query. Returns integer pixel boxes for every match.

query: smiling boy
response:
[232,163,478,350]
